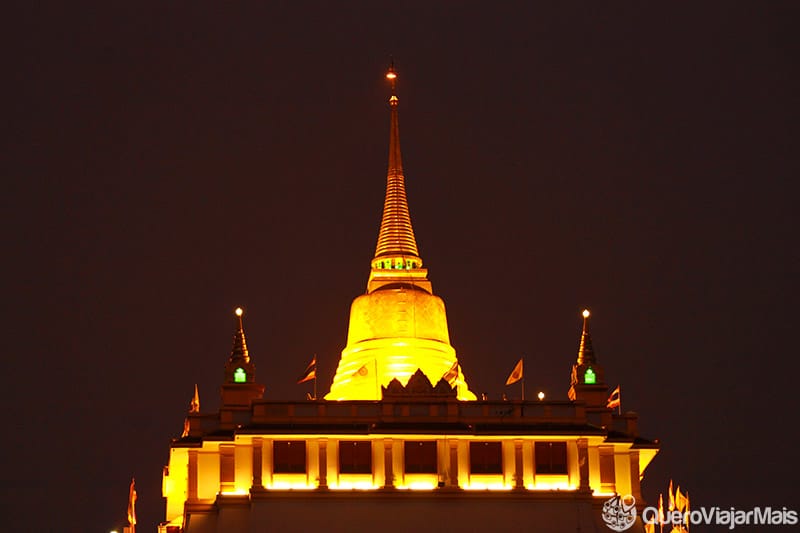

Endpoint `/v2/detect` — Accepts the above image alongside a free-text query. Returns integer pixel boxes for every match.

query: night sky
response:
[3,2,799,531]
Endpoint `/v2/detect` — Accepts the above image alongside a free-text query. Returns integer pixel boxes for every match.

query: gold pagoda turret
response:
[326,64,476,400]
[568,309,609,407]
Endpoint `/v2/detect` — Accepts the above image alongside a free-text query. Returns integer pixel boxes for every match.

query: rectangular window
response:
[273,441,307,474]
[339,441,372,474]
[535,442,568,474]
[469,442,502,474]
[404,441,438,474]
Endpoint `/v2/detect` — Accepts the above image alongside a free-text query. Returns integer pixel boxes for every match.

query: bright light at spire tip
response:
[582,309,590,318]
[235,307,243,317]
[386,71,397,80]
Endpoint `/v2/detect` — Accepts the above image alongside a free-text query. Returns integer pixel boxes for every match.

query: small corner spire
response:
[230,307,250,363]
[577,308,596,365]
[190,384,200,413]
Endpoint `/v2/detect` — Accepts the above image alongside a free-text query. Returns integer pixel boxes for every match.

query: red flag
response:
[297,355,317,384]
[505,358,523,385]
[607,385,621,409]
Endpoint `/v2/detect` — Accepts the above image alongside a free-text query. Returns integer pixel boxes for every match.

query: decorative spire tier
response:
[568,309,608,407]
[221,307,264,409]
[373,62,421,267]
[326,64,476,401]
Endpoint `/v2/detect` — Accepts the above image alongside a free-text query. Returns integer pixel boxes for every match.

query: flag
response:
[297,355,316,384]
[127,478,137,526]
[190,384,200,413]
[505,358,523,385]
[658,493,665,525]
[442,360,458,384]
[607,385,621,409]
[352,363,368,377]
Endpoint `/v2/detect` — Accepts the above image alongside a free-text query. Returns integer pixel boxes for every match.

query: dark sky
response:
[2,2,799,531]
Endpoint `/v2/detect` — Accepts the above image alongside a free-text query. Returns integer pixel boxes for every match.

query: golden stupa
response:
[326,65,476,401]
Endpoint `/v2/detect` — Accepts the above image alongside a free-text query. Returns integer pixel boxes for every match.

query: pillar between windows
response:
[448,440,459,487]
[263,439,273,487]
[220,444,235,493]
[318,438,328,489]
[383,438,394,488]
[629,450,641,502]
[577,438,590,491]
[514,440,524,489]
[187,449,198,501]
[252,438,263,489]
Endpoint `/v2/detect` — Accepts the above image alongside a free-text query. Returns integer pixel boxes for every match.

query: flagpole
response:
[618,386,622,415]
[313,354,317,400]
[520,355,525,401]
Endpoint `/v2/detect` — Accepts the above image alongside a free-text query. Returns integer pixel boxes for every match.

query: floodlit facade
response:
[160,67,659,533]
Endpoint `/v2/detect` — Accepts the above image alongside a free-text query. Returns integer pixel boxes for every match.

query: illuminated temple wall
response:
[162,402,656,533]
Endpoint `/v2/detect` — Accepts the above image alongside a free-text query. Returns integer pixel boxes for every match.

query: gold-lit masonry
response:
[325,66,476,400]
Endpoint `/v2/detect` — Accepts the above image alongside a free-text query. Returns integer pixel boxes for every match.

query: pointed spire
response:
[190,384,200,413]
[373,61,422,266]
[577,309,596,365]
[230,307,249,363]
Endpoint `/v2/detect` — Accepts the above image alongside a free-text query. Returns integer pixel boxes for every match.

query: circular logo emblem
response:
[602,494,637,531]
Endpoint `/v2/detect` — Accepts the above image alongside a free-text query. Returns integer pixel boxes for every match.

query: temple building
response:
[160,67,659,533]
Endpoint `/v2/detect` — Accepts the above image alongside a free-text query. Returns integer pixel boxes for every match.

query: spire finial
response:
[230,307,249,363]
[372,61,422,267]
[386,58,398,97]
[577,308,596,365]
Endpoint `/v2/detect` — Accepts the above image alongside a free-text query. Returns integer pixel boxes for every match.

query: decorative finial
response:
[386,60,398,105]
[582,309,590,333]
